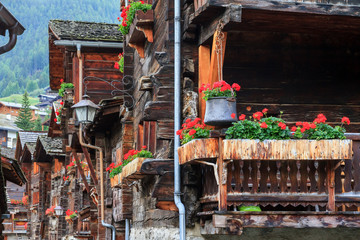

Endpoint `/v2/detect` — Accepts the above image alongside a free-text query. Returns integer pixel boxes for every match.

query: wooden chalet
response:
[0,147,28,240]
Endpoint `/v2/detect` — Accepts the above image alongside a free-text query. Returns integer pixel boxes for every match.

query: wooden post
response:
[208,31,227,84]
[198,45,210,120]
[218,138,227,211]
[327,160,336,211]
[81,146,98,185]
[72,150,90,193]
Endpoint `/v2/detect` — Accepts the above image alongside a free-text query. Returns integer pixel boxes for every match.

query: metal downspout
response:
[0,28,17,54]
[78,125,116,240]
[174,0,186,239]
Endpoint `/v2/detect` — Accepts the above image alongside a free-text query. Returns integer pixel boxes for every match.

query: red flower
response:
[176,129,182,135]
[140,0,145,3]
[260,122,268,129]
[213,81,222,88]
[54,118,57,123]
[117,17,120,20]
[56,111,59,116]
[262,108,268,114]
[302,122,311,130]
[185,118,191,123]
[142,145,147,149]
[231,113,236,119]
[296,122,302,126]
[220,84,231,92]
[253,112,263,121]
[239,114,246,121]
[122,21,127,27]
[231,83,241,91]
[310,123,316,129]
[188,129,196,136]
[60,101,64,105]
[60,79,64,83]
[314,113,327,123]
[114,62,120,69]
[291,126,297,132]
[341,116,350,125]
[278,122,286,130]
[300,128,306,133]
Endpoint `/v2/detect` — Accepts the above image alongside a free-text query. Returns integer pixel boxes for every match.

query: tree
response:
[15,91,34,130]
[32,115,43,131]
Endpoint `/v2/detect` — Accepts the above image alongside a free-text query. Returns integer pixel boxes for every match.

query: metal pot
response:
[204,97,237,126]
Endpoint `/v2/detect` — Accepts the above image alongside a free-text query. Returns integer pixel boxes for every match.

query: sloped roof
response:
[0,114,21,131]
[0,101,38,110]
[38,135,64,156]
[49,20,123,42]
[0,147,15,160]
[18,131,47,148]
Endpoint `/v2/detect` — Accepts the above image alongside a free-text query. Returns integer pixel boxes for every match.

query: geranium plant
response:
[291,114,349,140]
[54,100,64,124]
[114,53,124,73]
[65,209,78,219]
[226,110,350,141]
[58,79,74,97]
[199,80,241,101]
[176,118,211,145]
[22,195,28,205]
[118,1,152,35]
[45,205,56,216]
[106,146,153,178]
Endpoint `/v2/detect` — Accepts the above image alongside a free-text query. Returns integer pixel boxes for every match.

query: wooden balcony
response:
[178,134,360,233]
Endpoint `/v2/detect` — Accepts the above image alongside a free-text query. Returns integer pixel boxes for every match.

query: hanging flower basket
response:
[204,97,237,126]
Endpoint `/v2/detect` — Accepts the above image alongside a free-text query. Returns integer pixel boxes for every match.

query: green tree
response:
[15,91,34,130]
[32,115,43,131]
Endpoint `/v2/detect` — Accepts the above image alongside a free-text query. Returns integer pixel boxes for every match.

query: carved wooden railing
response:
[179,134,360,213]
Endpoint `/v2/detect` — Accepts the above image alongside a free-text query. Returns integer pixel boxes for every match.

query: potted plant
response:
[176,118,211,145]
[65,209,78,224]
[200,80,241,126]
[118,1,152,36]
[45,205,56,217]
[107,146,153,187]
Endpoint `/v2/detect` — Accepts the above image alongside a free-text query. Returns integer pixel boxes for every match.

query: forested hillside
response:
[0,0,119,98]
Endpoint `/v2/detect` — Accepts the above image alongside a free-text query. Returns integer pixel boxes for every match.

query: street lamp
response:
[71,95,100,123]
[54,205,63,217]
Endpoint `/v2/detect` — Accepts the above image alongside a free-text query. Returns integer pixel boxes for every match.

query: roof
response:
[0,101,38,110]
[0,114,21,131]
[25,142,36,155]
[0,147,15,160]
[18,131,47,148]
[0,3,25,36]
[38,135,63,156]
[49,20,123,42]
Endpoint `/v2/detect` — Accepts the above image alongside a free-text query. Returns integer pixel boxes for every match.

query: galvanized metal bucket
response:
[204,97,237,126]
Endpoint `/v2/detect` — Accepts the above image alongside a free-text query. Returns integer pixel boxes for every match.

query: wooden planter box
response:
[110,158,148,188]
[178,138,219,165]
[126,10,154,58]
[222,139,352,161]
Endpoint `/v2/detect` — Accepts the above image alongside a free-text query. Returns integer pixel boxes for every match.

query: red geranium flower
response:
[291,126,297,132]
[260,122,268,129]
[253,112,263,121]
[262,108,268,114]
[231,83,241,91]
[239,114,246,121]
[278,122,286,130]
[114,62,120,69]
[188,129,196,136]
[231,113,236,119]
[341,116,350,125]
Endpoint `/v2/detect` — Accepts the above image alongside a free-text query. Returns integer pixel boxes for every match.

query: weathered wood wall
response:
[219,31,360,131]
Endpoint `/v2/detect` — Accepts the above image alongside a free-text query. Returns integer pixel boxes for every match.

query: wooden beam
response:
[72,150,90,193]
[211,212,360,229]
[198,45,211,121]
[218,138,227,211]
[327,160,336,211]
[208,29,227,87]
[140,159,174,175]
[81,146,98,186]
[199,4,241,45]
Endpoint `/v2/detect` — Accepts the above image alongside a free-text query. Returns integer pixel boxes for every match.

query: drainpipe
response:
[78,124,116,240]
[0,28,17,54]
[125,219,130,240]
[174,0,186,239]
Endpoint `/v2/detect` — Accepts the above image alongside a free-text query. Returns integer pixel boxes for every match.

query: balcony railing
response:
[178,134,360,213]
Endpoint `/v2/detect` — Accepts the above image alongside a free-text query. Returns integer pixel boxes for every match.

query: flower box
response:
[178,138,352,164]
[126,10,154,58]
[222,139,352,161]
[178,138,219,165]
[110,157,148,188]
